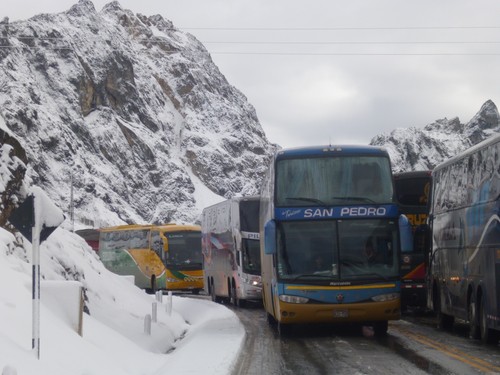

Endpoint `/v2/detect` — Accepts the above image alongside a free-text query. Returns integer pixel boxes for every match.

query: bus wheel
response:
[192,289,200,295]
[435,287,454,331]
[230,281,239,307]
[266,312,276,326]
[480,297,500,345]
[210,279,217,302]
[373,321,388,337]
[149,276,157,295]
[277,321,292,336]
[468,293,480,339]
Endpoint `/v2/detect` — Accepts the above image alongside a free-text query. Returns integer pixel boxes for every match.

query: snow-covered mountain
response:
[1,1,499,229]
[0,0,277,227]
[371,100,500,172]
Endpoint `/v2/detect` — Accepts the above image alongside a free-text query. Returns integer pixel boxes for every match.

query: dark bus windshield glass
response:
[242,238,261,275]
[277,219,399,281]
[165,231,202,268]
[276,156,394,206]
[395,176,431,207]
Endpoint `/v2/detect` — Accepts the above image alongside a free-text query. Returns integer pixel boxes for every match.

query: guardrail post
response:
[156,290,163,303]
[144,314,151,335]
[166,291,172,316]
[152,301,157,323]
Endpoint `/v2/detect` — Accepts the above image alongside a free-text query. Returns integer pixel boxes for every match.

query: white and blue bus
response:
[427,133,500,344]
[260,145,411,335]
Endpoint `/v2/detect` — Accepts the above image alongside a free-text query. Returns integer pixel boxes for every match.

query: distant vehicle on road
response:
[75,228,100,252]
[394,170,432,311]
[201,196,261,307]
[99,224,203,294]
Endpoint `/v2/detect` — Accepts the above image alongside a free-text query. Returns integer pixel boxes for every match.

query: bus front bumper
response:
[276,298,401,324]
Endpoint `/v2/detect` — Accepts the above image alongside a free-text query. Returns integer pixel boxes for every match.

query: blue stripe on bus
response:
[277,282,401,304]
[274,204,399,221]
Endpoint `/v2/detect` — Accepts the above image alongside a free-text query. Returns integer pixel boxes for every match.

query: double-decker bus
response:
[202,196,261,307]
[427,134,500,344]
[394,170,432,311]
[98,224,203,294]
[260,145,412,335]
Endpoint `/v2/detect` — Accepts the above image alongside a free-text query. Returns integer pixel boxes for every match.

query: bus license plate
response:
[334,309,348,318]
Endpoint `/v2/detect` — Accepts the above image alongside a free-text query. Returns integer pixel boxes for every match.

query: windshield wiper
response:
[290,274,333,282]
[349,272,389,281]
[331,196,376,203]
[286,197,329,206]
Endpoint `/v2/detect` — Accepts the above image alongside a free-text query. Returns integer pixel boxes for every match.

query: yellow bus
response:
[99,224,203,293]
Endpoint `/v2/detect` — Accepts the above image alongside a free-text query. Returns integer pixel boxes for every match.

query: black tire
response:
[435,286,454,331]
[373,321,388,337]
[147,276,157,295]
[192,289,200,295]
[267,312,277,326]
[277,321,292,336]
[210,279,217,302]
[230,281,239,307]
[480,297,500,345]
[469,292,480,339]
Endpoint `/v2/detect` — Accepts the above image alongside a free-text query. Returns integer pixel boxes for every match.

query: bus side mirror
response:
[399,214,414,253]
[264,220,276,255]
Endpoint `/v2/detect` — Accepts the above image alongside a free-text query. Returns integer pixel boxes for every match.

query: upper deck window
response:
[275,155,394,207]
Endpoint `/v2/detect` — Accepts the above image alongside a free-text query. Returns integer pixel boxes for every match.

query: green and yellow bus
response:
[99,224,203,293]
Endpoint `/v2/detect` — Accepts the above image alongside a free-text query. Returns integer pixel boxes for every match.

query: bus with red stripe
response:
[394,170,432,311]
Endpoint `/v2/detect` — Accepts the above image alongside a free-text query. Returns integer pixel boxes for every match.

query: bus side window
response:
[151,232,163,258]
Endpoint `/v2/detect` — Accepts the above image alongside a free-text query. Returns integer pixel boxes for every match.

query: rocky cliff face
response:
[371,100,500,173]
[1,1,498,228]
[0,0,277,226]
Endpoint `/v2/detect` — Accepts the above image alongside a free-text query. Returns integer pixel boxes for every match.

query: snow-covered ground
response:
[0,225,245,375]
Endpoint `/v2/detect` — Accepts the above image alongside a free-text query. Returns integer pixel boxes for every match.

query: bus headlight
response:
[371,293,400,302]
[242,275,262,287]
[279,295,309,304]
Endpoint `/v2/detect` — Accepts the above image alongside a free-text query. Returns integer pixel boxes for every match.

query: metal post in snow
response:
[166,291,172,316]
[144,314,151,335]
[156,290,163,303]
[152,301,157,323]
[32,224,40,359]
[8,189,64,360]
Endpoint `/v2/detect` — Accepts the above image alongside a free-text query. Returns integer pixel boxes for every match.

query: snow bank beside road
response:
[0,227,245,375]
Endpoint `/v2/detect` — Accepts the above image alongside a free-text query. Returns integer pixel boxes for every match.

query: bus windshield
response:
[165,231,203,269]
[276,155,394,207]
[276,219,399,281]
[395,175,431,207]
[242,238,261,275]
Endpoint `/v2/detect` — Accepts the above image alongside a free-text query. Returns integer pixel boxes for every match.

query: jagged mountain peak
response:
[68,0,98,16]
[371,99,500,173]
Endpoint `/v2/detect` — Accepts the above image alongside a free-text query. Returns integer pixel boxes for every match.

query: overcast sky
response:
[3,0,500,148]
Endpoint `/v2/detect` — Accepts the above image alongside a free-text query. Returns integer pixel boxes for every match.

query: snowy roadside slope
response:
[0,227,245,375]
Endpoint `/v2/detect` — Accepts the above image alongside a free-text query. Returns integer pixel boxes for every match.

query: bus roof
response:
[275,145,389,159]
[75,228,100,241]
[99,224,154,232]
[433,133,500,173]
[394,170,432,179]
[155,223,201,232]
